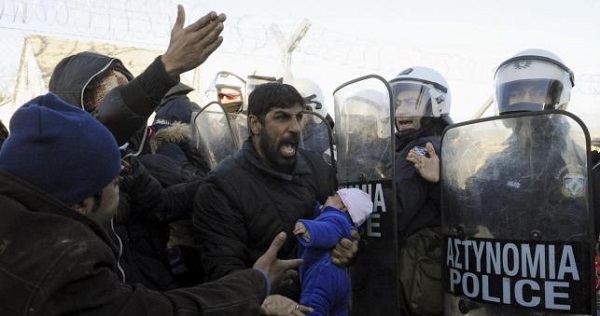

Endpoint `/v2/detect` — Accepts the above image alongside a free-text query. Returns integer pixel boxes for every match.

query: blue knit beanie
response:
[0,93,122,206]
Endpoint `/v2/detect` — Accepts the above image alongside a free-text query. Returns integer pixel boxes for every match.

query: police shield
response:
[441,110,595,315]
[191,102,238,169]
[334,75,399,314]
[228,112,248,150]
[300,110,336,166]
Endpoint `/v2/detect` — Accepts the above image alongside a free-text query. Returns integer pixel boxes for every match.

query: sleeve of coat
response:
[36,239,267,316]
[123,158,197,222]
[298,211,352,249]
[193,175,250,281]
[94,57,179,145]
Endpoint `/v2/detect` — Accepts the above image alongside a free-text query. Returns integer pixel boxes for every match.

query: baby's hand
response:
[293,222,307,235]
[294,222,311,242]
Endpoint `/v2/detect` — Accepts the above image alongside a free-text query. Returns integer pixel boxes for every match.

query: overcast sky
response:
[1,0,599,132]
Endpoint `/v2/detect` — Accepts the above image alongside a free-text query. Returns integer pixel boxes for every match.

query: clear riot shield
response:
[441,110,595,315]
[333,75,399,315]
[191,102,237,169]
[228,112,248,150]
[300,110,336,167]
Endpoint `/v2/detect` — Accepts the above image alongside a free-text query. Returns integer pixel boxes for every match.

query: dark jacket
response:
[395,135,442,240]
[136,123,210,287]
[114,158,201,290]
[394,118,449,241]
[49,51,178,145]
[139,122,209,187]
[0,170,268,316]
[194,139,336,282]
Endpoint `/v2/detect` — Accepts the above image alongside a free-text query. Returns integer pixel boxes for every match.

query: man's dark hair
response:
[247,82,305,123]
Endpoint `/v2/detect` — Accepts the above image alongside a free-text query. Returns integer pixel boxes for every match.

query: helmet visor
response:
[496,79,564,114]
[391,82,432,118]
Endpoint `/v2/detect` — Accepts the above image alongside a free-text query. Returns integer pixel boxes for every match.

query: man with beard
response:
[0,93,312,316]
[49,5,226,146]
[193,82,359,301]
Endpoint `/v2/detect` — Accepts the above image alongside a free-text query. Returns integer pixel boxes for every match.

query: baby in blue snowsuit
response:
[293,188,373,316]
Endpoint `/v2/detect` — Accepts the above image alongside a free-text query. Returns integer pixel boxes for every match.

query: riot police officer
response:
[390,66,453,316]
[443,49,593,316]
[464,49,585,240]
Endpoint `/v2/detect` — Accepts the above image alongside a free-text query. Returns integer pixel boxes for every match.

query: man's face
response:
[254,104,304,169]
[395,89,425,132]
[218,86,243,113]
[507,82,553,108]
[87,177,120,225]
[84,69,129,112]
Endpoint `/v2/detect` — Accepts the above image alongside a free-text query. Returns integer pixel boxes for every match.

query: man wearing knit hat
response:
[0,93,311,316]
[48,5,225,291]
[293,188,373,316]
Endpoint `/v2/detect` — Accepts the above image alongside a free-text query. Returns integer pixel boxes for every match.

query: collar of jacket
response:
[0,169,120,256]
[240,138,313,181]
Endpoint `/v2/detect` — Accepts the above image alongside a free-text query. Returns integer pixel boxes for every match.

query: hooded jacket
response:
[49,51,179,145]
[0,170,268,316]
[49,52,202,290]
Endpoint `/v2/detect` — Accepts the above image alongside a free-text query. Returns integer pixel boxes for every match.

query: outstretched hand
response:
[406,142,440,183]
[161,5,226,77]
[253,232,303,285]
[261,295,313,316]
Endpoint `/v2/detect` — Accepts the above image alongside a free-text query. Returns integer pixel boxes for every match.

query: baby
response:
[293,188,373,316]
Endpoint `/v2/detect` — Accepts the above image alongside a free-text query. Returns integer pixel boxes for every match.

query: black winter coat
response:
[114,158,201,290]
[395,135,443,241]
[194,139,336,282]
[0,170,268,316]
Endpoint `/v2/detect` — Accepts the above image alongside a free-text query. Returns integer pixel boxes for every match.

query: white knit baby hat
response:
[336,188,374,226]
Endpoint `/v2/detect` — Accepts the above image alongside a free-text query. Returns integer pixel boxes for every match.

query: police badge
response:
[562,173,585,197]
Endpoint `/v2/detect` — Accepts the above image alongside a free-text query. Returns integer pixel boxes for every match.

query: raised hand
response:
[406,142,440,183]
[161,5,226,77]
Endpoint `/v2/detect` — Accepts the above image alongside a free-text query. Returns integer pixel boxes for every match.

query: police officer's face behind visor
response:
[395,89,427,133]
[506,81,554,111]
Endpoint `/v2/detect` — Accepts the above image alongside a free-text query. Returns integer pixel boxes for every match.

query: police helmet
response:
[494,48,574,115]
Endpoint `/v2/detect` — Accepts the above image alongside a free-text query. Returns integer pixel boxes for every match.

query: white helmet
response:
[494,48,574,115]
[244,64,291,112]
[389,66,451,119]
[284,77,328,119]
[205,71,246,112]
